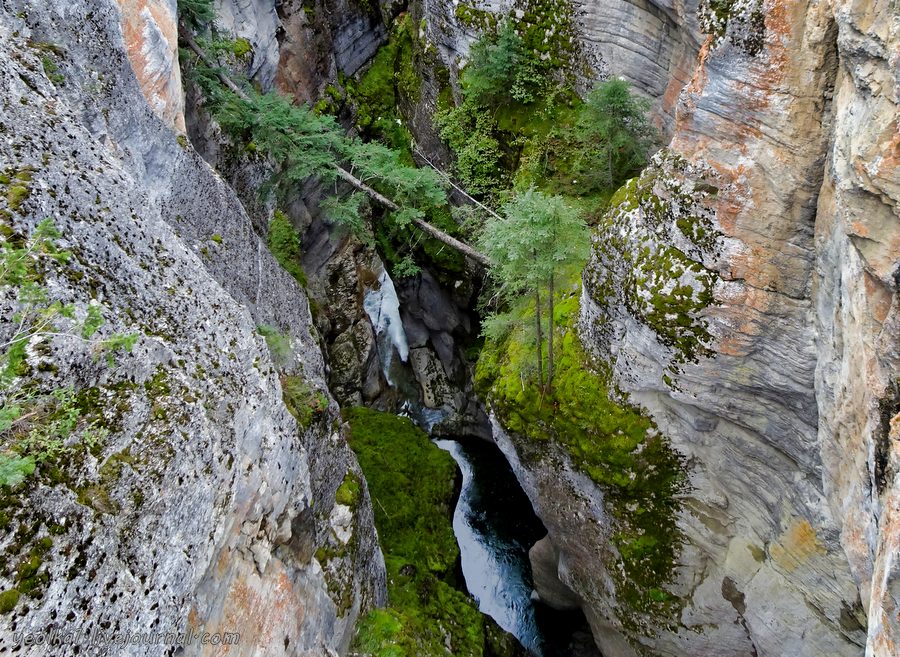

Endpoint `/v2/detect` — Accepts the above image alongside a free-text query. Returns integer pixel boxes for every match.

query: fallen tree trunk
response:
[179,25,492,267]
[333,168,492,266]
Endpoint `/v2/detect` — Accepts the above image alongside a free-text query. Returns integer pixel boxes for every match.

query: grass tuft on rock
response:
[267,210,307,287]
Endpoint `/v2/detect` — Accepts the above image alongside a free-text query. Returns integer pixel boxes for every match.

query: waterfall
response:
[362,266,409,384]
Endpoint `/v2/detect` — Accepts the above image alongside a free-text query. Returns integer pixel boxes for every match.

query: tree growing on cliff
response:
[570,78,657,192]
[180,29,492,265]
[178,0,215,30]
[434,21,550,195]
[479,188,587,392]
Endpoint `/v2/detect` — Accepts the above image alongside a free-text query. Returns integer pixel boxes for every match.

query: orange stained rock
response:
[850,221,871,238]
[864,271,893,323]
[201,557,306,655]
[769,517,827,573]
[116,0,186,133]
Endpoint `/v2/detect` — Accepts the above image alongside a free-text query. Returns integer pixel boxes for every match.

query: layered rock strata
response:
[492,0,900,654]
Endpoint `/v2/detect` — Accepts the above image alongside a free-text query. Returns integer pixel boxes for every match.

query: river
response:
[435,437,596,656]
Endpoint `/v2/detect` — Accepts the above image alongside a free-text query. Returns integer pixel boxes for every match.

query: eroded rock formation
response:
[509,0,900,654]
[0,1,384,653]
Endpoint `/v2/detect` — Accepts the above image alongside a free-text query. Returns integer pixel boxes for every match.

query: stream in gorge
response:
[365,266,595,655]
[435,438,595,656]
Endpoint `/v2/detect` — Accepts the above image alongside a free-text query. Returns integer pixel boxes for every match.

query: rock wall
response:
[500,0,900,654]
[417,0,703,134]
[815,1,900,654]
[275,0,387,105]
[0,1,384,654]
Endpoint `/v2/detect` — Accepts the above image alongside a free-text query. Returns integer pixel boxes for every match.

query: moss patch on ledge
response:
[344,408,488,656]
[266,210,307,287]
[475,292,687,626]
[584,154,721,371]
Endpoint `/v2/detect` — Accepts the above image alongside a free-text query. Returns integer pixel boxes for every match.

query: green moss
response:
[0,589,19,614]
[588,161,720,367]
[475,289,687,625]
[41,55,64,85]
[143,369,171,397]
[99,447,137,483]
[266,211,307,287]
[699,0,765,54]
[345,408,486,655]
[335,470,360,507]
[231,38,252,57]
[6,184,30,212]
[348,14,420,139]
[210,233,223,244]
[176,134,189,150]
[77,485,118,514]
[344,408,458,573]
[281,376,326,430]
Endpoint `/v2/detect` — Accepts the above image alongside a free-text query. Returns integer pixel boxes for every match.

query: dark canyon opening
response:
[435,437,600,657]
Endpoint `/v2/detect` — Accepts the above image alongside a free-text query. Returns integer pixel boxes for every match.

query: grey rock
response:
[529,535,582,611]
[0,2,385,653]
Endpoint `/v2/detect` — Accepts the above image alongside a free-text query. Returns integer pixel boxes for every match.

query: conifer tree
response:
[479,188,587,391]
[571,78,657,191]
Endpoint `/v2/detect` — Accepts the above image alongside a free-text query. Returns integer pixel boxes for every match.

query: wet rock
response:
[529,535,582,611]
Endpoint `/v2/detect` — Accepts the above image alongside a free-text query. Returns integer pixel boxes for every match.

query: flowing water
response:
[362,265,409,385]
[435,438,594,656]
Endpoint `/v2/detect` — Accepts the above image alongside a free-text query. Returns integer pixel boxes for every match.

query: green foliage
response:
[0,386,109,489]
[345,140,447,228]
[0,219,137,382]
[231,38,252,57]
[266,211,307,287]
[348,14,421,135]
[0,455,34,487]
[344,408,458,573]
[345,408,486,656]
[256,325,292,368]
[354,608,411,657]
[434,21,563,196]
[434,104,504,195]
[0,219,133,488]
[478,188,587,388]
[206,80,448,241]
[335,471,360,506]
[41,56,64,85]
[568,78,657,193]
[480,188,586,292]
[196,36,253,60]
[178,0,216,30]
[213,89,343,200]
[475,291,687,623]
[280,376,327,430]
[462,22,547,108]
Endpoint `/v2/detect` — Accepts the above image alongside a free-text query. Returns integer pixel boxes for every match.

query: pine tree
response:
[571,78,657,191]
[478,187,587,391]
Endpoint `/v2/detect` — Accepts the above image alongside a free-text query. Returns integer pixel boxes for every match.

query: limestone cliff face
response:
[0,1,384,654]
[116,0,186,133]
[420,0,702,134]
[815,1,900,653]
[522,0,900,654]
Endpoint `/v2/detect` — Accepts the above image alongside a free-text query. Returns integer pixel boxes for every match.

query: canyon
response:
[0,0,898,655]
